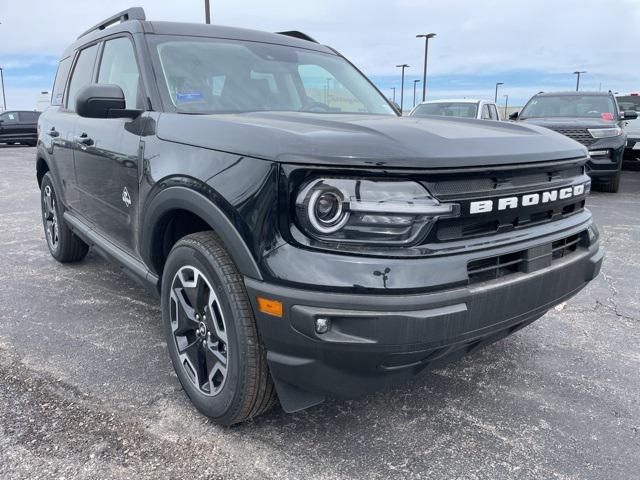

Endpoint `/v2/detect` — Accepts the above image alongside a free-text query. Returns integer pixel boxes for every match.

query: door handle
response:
[47,128,59,138]
[74,133,94,146]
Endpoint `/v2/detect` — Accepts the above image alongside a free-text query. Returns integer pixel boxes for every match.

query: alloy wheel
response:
[169,266,228,396]
[42,185,59,251]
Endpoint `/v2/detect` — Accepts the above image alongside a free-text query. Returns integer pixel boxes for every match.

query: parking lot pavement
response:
[0,146,638,480]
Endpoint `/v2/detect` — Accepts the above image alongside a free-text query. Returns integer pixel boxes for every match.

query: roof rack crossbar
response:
[276,31,318,43]
[77,7,146,39]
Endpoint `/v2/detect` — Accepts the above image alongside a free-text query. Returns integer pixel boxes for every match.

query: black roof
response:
[62,8,333,58]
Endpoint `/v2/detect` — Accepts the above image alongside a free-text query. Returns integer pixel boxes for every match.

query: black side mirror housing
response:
[509,111,519,120]
[76,84,141,119]
[623,110,638,120]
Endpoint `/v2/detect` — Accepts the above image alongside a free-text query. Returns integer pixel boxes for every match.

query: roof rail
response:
[77,7,146,39]
[276,31,318,43]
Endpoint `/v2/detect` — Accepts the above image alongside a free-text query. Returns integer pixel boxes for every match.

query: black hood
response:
[157,111,587,168]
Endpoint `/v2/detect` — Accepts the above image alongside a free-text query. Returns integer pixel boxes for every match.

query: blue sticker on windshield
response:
[176,92,204,102]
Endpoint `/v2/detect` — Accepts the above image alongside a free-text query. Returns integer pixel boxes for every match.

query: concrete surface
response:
[0,145,638,480]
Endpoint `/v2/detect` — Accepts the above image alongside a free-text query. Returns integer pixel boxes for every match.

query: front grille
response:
[467,232,584,284]
[548,128,596,147]
[420,159,590,244]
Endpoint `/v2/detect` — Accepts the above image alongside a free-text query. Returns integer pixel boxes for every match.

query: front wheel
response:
[594,171,621,193]
[161,232,276,425]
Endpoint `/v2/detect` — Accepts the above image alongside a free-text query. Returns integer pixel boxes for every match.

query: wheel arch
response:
[36,155,50,188]
[142,186,263,283]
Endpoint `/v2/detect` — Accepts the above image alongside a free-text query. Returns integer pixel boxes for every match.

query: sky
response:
[1,0,639,111]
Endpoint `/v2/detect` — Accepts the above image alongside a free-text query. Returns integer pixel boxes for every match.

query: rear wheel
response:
[161,231,276,425]
[40,172,89,262]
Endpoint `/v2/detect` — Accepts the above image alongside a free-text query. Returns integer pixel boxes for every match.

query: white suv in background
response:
[617,94,640,154]
[409,99,501,121]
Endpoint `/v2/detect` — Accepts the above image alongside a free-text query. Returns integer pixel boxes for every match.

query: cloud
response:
[1,0,639,110]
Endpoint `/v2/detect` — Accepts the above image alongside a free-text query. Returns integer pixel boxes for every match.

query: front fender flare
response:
[141,186,263,281]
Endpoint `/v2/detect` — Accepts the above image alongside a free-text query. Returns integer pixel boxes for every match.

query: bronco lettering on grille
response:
[469,183,587,214]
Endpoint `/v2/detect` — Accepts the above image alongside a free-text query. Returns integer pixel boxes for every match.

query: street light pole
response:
[396,64,409,114]
[503,94,509,119]
[413,79,421,108]
[494,82,504,103]
[0,67,6,112]
[573,71,586,91]
[416,33,436,102]
[204,0,211,24]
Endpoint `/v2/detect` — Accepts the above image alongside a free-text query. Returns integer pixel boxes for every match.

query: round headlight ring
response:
[307,188,349,234]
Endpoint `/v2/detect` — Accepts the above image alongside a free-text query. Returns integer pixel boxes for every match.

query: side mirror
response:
[623,110,638,120]
[509,111,519,120]
[76,84,140,119]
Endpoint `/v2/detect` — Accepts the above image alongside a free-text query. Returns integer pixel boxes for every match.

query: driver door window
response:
[0,112,18,124]
[97,37,142,109]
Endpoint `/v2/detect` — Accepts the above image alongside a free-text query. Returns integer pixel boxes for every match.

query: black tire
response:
[594,171,621,193]
[40,172,89,262]
[161,231,276,425]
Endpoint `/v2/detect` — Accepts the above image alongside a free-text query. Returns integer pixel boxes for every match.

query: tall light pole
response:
[0,67,6,112]
[416,33,436,102]
[503,94,509,119]
[396,64,409,114]
[494,82,504,103]
[573,71,586,91]
[391,87,396,103]
[204,0,211,24]
[413,79,421,108]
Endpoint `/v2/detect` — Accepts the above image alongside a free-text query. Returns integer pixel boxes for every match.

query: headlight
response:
[295,178,459,245]
[588,126,623,138]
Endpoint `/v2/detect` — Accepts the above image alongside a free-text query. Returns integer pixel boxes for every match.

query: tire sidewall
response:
[161,239,248,421]
[40,173,61,257]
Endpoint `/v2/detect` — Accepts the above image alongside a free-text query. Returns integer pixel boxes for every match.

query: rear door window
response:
[51,57,72,106]
[481,104,491,119]
[66,44,99,112]
[18,111,39,122]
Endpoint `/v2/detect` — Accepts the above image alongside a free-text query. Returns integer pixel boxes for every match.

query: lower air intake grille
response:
[467,233,584,284]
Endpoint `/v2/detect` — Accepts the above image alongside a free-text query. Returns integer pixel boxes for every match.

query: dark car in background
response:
[0,110,40,146]
[511,91,637,192]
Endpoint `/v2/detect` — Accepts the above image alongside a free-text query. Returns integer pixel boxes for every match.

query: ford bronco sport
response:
[37,8,603,425]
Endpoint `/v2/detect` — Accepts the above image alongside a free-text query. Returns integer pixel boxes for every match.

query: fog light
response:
[315,317,331,334]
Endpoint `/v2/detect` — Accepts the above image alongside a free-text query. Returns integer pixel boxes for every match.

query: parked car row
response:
[409,90,638,193]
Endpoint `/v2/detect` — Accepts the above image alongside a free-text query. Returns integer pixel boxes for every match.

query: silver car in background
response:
[409,99,501,121]
[617,94,640,154]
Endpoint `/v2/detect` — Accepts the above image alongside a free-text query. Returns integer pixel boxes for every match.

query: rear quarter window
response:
[51,57,72,106]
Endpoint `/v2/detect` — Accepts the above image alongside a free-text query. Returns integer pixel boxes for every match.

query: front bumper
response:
[245,228,603,412]
[587,141,625,180]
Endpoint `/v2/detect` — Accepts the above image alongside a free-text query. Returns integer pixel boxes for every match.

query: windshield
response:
[411,102,478,118]
[617,96,640,112]
[150,37,395,115]
[520,94,617,119]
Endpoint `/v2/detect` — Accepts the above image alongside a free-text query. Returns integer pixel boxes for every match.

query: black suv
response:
[511,91,638,193]
[0,110,40,146]
[37,8,603,425]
